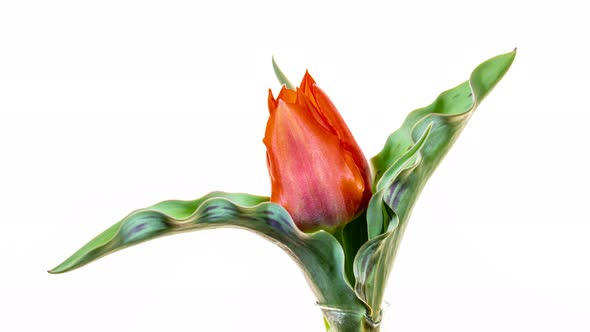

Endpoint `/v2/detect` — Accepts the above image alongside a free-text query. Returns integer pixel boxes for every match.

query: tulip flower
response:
[264,72,372,232]
[50,50,515,332]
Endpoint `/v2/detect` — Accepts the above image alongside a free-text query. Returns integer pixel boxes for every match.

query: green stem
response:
[333,227,355,285]
[320,305,382,332]
[333,212,369,285]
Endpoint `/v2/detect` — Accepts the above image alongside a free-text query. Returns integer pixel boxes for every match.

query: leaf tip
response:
[271,56,295,90]
[48,257,79,274]
[47,264,67,275]
[469,49,516,102]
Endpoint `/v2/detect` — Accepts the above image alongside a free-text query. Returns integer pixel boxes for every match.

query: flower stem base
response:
[319,305,383,332]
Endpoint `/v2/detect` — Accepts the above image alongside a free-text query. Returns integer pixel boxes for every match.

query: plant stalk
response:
[320,306,383,332]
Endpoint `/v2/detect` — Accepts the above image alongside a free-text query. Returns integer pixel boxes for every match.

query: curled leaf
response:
[355,50,516,317]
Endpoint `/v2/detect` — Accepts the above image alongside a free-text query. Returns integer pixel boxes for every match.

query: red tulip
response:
[263,72,372,232]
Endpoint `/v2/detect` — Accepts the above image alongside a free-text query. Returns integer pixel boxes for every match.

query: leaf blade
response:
[50,191,365,311]
[355,50,516,316]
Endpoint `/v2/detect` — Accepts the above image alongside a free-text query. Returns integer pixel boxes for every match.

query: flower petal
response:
[264,93,364,232]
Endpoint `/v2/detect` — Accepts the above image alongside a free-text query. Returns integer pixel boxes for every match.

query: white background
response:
[1,1,589,331]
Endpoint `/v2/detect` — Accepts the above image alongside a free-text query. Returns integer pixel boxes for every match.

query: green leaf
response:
[366,124,432,239]
[333,211,369,286]
[355,50,516,317]
[272,56,295,89]
[50,191,365,312]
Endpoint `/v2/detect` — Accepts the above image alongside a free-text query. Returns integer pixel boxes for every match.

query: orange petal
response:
[311,83,372,188]
[264,97,364,232]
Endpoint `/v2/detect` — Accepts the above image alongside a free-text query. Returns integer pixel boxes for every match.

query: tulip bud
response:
[263,72,372,232]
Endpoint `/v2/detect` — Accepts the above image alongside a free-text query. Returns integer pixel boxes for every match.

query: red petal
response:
[264,97,364,232]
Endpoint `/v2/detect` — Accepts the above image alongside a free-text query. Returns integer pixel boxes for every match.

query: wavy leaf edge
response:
[50,191,366,312]
[354,50,516,317]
